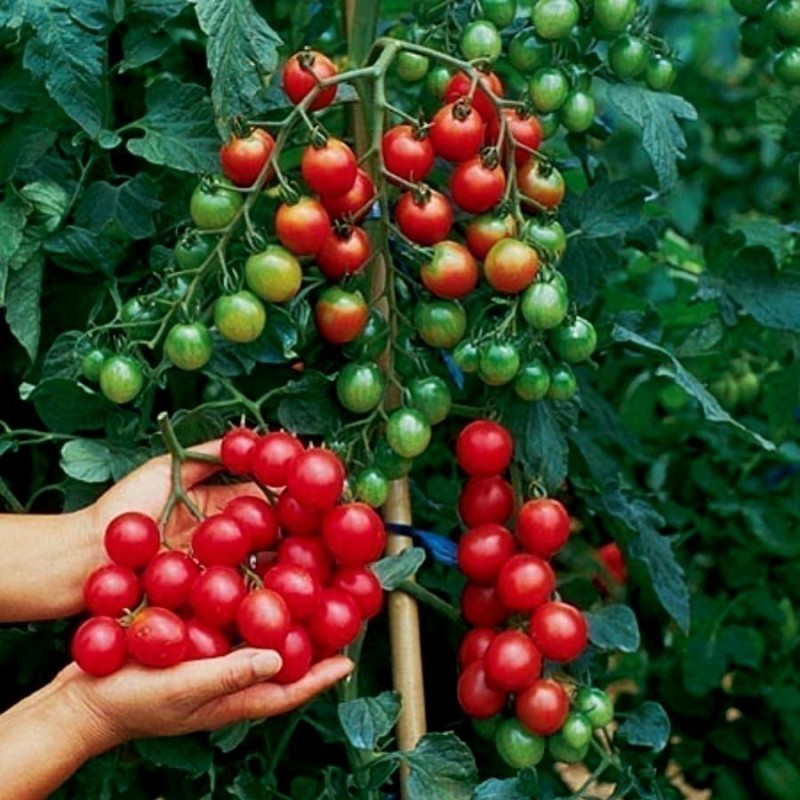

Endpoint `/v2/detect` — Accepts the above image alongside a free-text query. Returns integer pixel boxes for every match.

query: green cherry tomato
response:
[479,342,521,385]
[245,244,303,304]
[100,355,144,404]
[514,359,551,400]
[415,300,467,349]
[460,20,503,61]
[561,713,593,749]
[645,55,677,91]
[495,719,546,769]
[373,438,413,479]
[608,34,650,78]
[336,362,385,414]
[574,687,614,728]
[164,322,213,371]
[408,376,452,424]
[560,90,595,133]
[532,0,580,40]
[386,408,432,458]
[395,51,430,82]
[548,362,577,400]
[769,0,800,40]
[510,27,551,73]
[483,0,518,27]
[736,371,760,404]
[550,317,597,363]
[425,65,452,100]
[354,467,390,507]
[775,46,800,83]
[658,382,689,412]
[120,297,160,339]
[740,18,774,58]
[539,112,561,139]
[731,0,768,14]
[214,290,267,343]
[548,733,589,763]
[521,219,567,260]
[591,0,637,38]
[190,177,243,230]
[529,67,570,112]
[521,280,569,329]
[710,374,740,410]
[472,714,504,741]
[81,347,110,383]
[174,233,217,270]
[343,309,390,361]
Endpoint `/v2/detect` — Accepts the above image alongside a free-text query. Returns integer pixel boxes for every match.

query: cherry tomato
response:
[495,718,546,769]
[99,355,144,404]
[174,232,216,270]
[453,340,480,374]
[517,161,565,210]
[458,523,517,583]
[517,497,570,558]
[521,219,567,261]
[344,309,389,361]
[245,244,303,304]
[483,0,518,26]
[272,624,313,684]
[189,566,247,626]
[451,155,506,214]
[224,495,280,551]
[381,124,435,181]
[592,0,637,36]
[316,226,371,280]
[220,427,259,475]
[574,687,614,727]
[283,50,338,110]
[286,448,346,510]
[164,322,212,371]
[415,300,467,348]
[278,536,332,584]
[354,467,390,507]
[549,733,589,763]
[430,100,485,161]
[190,177,243,230]
[487,109,544,167]
[395,51,430,82]
[425,65,452,100]
[497,553,555,612]
[560,91,595,133]
[465,214,517,260]
[457,420,513,476]
[276,196,332,256]
[530,601,588,662]
[731,0,769,14]
[72,616,127,676]
[307,588,363,650]
[322,502,386,566]
[220,129,274,187]
[609,34,650,78]
[336,362,385,414]
[126,607,188,667]
[81,347,110,383]
[459,476,516,527]
[395,188,453,245]
[191,514,251,567]
[484,238,539,294]
[444,71,504,125]
[316,286,369,345]
[373,438,413,480]
[251,431,304,487]
[484,630,542,692]
[459,627,497,669]
[521,279,569,329]
[421,240,479,299]
[515,678,569,735]
[509,28,551,74]
[548,362,578,400]
[645,54,677,91]
[460,19,503,60]
[321,168,376,221]
[262,564,321,620]
[302,137,358,196]
[529,67,569,112]
[457,661,508,718]
[479,342,521,386]
[83,564,142,617]
[533,0,580,39]
[237,588,291,649]
[598,542,627,586]
[184,618,232,660]
[277,491,323,537]
[214,291,267,344]
[550,317,597,363]
[514,360,551,401]
[386,408,432,458]
[331,566,384,619]
[408,376,452,425]
[142,551,200,610]
[104,512,160,569]
[561,712,594,748]
[461,582,510,627]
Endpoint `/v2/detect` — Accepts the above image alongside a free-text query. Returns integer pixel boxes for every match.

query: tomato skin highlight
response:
[456,420,514,477]
[420,240,479,299]
[126,607,188,668]
[516,497,571,558]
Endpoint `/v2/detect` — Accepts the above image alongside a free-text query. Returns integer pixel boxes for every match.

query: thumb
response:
[177,648,283,701]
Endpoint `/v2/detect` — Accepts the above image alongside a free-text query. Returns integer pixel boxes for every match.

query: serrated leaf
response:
[5,253,43,360]
[0,61,52,113]
[612,324,775,451]
[41,330,84,380]
[126,78,219,173]
[473,778,530,800]
[337,691,401,750]
[0,115,60,183]
[608,84,697,192]
[371,547,426,590]
[403,733,477,800]
[30,378,111,432]
[560,232,621,307]
[75,175,162,239]
[756,92,800,149]
[19,180,69,232]
[120,25,172,72]
[134,736,213,777]
[0,193,29,299]
[586,605,641,653]
[194,0,282,132]
[44,226,126,275]
[762,363,800,442]
[128,0,188,29]
[569,179,646,239]
[617,702,670,752]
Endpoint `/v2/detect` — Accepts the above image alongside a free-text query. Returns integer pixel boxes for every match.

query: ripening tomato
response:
[458,628,497,669]
[451,156,506,214]
[415,300,467,349]
[105,512,160,569]
[336,361,385,414]
[457,661,508,718]
[189,566,248,627]
[277,492,323,537]
[286,448,346,510]
[321,168,376,221]
[487,108,544,166]
[456,420,514,477]
[420,240,479,299]
[484,238,539,293]
[386,408,432,458]
[521,278,569,330]
[184,618,232,660]
[307,588,363,650]
[224,495,280,551]
[353,467,390,508]
[444,71,504,125]
[220,129,274,187]
[496,553,555,612]
[277,536,332,584]
[530,601,588,662]
[142,551,200,611]
[430,100,485,161]
[331,566,384,619]
[214,291,267,344]
[517,161,565,209]
[83,564,142,618]
[301,137,358,196]
[72,616,127,676]
[283,50,338,110]
[126,607,188,668]
[276,196,332,256]
[245,245,303,304]
[99,355,144,405]
[515,679,569,735]
[251,431,304,487]
[164,322,213,371]
[574,687,615,727]
[315,287,369,345]
[322,502,386,566]
[382,125,435,181]
[598,542,627,586]
[516,497,571,558]
[459,476,516,527]
[237,588,291,649]
[458,523,518,583]
[461,582,510,627]
[316,226,371,279]
[395,189,453,245]
[465,214,517,260]
[484,630,543,692]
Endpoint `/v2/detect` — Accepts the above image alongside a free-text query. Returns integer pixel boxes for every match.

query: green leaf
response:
[403,733,478,800]
[4,253,43,359]
[729,218,790,265]
[608,84,697,192]
[0,192,29,299]
[126,78,219,173]
[60,439,114,483]
[30,378,111,433]
[612,324,775,451]
[194,0,282,132]
[19,180,68,232]
[371,547,426,591]
[134,736,213,777]
[762,363,800,442]
[337,691,401,750]
[473,777,530,800]
[44,226,126,275]
[756,91,800,149]
[601,488,690,633]
[570,179,646,239]
[617,702,671,752]
[276,372,340,436]
[128,0,188,29]
[210,721,252,753]
[586,604,641,653]
[0,116,60,183]
[41,330,84,380]
[75,175,162,239]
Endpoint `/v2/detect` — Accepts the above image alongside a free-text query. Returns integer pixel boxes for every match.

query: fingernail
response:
[251,651,282,678]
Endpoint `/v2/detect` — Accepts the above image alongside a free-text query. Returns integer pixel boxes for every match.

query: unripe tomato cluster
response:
[730,0,800,84]
[71,429,385,678]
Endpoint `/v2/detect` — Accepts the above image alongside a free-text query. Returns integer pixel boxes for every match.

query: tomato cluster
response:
[730,0,800,83]
[71,429,385,678]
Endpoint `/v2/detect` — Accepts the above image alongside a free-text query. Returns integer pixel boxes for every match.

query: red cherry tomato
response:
[183,618,232,660]
[597,542,627,586]
[263,564,321,620]
[457,660,508,718]
[316,226,371,280]
[224,495,280,551]
[83,564,142,617]
[276,196,332,256]
[322,502,386,565]
[283,50,338,110]
[516,678,569,735]
[458,523,517,583]
[420,240,479,299]
[496,554,555,612]
[191,514,251,567]
[141,551,200,610]
[315,287,369,345]
[331,566,384,619]
[456,420,514,477]
[461,582,510,627]
[251,431,305,487]
[321,168,376,221]
[459,476,516,527]
[219,129,275,187]
[274,624,314,684]
[484,630,542,692]
[395,189,453,245]
[465,214,517,260]
[71,616,127,676]
[458,627,497,669]
[237,588,291,649]
[530,601,588,662]
[430,100,485,161]
[286,448,346,510]
[444,71,504,125]
[221,427,259,475]
[381,125,435,181]
[486,109,543,166]
[277,536,333,584]
[517,498,571,559]
[517,161,566,210]
[451,155,506,214]
[277,491,322,537]
[104,512,160,569]
[301,137,358,196]
[126,607,188,668]
[307,588,362,650]
[189,565,247,627]
[484,238,539,294]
